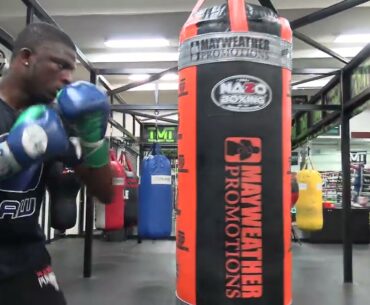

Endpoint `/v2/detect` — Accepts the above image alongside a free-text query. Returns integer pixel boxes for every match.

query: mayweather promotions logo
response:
[212,75,272,112]
[178,32,292,70]
[224,137,263,299]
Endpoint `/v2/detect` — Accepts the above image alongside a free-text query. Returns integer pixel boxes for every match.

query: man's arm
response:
[74,163,114,204]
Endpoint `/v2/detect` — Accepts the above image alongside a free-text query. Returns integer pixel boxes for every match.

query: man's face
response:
[25,41,76,104]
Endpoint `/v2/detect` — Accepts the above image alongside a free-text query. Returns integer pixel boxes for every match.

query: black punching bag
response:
[176,1,292,305]
[47,162,81,230]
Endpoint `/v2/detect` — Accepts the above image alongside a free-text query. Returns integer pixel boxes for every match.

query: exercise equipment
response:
[176,1,292,304]
[95,150,125,231]
[296,160,323,231]
[138,143,172,238]
[47,162,81,230]
[119,151,139,228]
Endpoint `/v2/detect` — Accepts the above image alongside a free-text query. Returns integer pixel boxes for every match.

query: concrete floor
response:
[47,239,370,305]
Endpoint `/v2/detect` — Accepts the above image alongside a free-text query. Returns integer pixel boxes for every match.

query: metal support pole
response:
[83,71,97,278]
[26,5,34,24]
[340,70,353,283]
[78,187,85,235]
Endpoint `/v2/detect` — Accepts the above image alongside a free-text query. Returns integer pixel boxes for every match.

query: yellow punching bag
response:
[296,162,323,231]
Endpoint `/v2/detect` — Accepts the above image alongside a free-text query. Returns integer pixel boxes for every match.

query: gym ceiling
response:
[1,0,370,113]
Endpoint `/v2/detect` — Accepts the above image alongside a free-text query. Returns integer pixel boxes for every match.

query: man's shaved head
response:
[11,22,76,62]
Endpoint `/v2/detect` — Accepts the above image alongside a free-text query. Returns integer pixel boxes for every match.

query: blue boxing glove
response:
[57,81,110,168]
[0,105,70,180]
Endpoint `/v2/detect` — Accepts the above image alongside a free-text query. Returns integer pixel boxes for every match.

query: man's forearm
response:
[74,164,114,204]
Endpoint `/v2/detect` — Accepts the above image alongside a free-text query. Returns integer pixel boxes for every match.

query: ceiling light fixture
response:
[87,52,179,62]
[128,74,150,81]
[334,33,370,43]
[105,38,170,48]
[128,82,179,91]
[160,73,179,81]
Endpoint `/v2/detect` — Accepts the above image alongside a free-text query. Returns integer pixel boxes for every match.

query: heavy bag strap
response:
[183,0,205,27]
[151,143,162,155]
[109,149,117,162]
[180,0,204,43]
[119,151,135,173]
[303,155,315,170]
[228,0,249,31]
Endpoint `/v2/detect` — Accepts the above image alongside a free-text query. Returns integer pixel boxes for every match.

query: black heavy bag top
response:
[176,1,293,305]
[47,162,81,230]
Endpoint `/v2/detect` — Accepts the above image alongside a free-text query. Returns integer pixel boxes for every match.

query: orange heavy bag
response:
[176,1,292,305]
[95,150,125,230]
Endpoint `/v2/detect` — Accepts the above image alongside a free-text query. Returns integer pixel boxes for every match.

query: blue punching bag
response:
[139,143,172,238]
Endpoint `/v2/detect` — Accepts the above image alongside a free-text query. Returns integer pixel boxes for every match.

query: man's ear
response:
[18,48,33,67]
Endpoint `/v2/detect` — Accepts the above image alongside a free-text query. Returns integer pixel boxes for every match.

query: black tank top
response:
[0,99,50,280]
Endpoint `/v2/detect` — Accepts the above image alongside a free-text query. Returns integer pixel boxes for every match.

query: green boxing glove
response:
[57,81,110,168]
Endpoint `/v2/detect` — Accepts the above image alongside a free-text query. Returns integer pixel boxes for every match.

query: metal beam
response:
[294,31,349,64]
[21,0,95,73]
[98,76,128,105]
[109,118,136,141]
[259,0,351,64]
[128,111,178,124]
[141,111,178,122]
[26,4,35,24]
[343,43,370,73]
[291,0,370,30]
[109,67,178,95]
[97,76,112,92]
[0,27,14,51]
[292,104,341,111]
[111,104,178,111]
[258,0,278,13]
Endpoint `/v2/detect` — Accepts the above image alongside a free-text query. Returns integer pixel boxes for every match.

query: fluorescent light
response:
[128,74,150,81]
[292,77,333,90]
[335,34,370,43]
[128,73,178,82]
[105,38,170,48]
[160,73,179,81]
[127,82,178,91]
[87,52,179,62]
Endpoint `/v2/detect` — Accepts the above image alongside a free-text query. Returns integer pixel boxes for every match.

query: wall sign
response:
[143,125,178,144]
[350,151,367,164]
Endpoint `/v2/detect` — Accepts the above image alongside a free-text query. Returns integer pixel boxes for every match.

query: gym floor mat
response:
[47,239,369,305]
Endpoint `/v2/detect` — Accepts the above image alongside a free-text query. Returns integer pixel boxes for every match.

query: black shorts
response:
[0,265,66,305]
